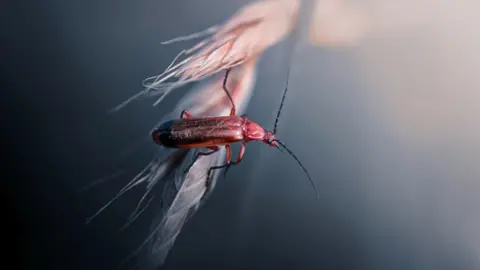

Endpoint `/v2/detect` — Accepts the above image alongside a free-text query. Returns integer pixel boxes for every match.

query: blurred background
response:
[3,0,480,269]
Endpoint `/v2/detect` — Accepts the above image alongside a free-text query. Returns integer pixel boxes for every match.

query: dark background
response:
[3,1,480,270]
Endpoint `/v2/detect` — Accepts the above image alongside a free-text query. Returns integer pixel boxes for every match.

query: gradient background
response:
[3,0,480,269]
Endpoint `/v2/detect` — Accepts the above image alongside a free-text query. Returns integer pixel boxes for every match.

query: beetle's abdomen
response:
[152,116,244,148]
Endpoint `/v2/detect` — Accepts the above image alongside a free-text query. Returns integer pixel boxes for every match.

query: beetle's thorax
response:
[243,119,278,147]
[243,119,265,141]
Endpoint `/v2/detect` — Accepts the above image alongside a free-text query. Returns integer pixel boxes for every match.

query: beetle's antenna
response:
[272,67,290,135]
[273,18,301,135]
[274,139,319,199]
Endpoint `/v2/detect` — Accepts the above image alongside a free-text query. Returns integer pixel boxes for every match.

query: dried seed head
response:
[112,0,300,111]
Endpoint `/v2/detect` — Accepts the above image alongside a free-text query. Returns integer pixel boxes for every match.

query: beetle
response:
[151,67,319,199]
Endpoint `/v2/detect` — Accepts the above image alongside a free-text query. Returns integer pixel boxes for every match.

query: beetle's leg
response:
[206,163,229,189]
[180,110,193,119]
[224,144,231,163]
[222,68,236,116]
[184,146,219,174]
[205,144,231,189]
[224,141,246,176]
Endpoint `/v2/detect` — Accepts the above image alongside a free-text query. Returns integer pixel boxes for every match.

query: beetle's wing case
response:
[167,116,244,147]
